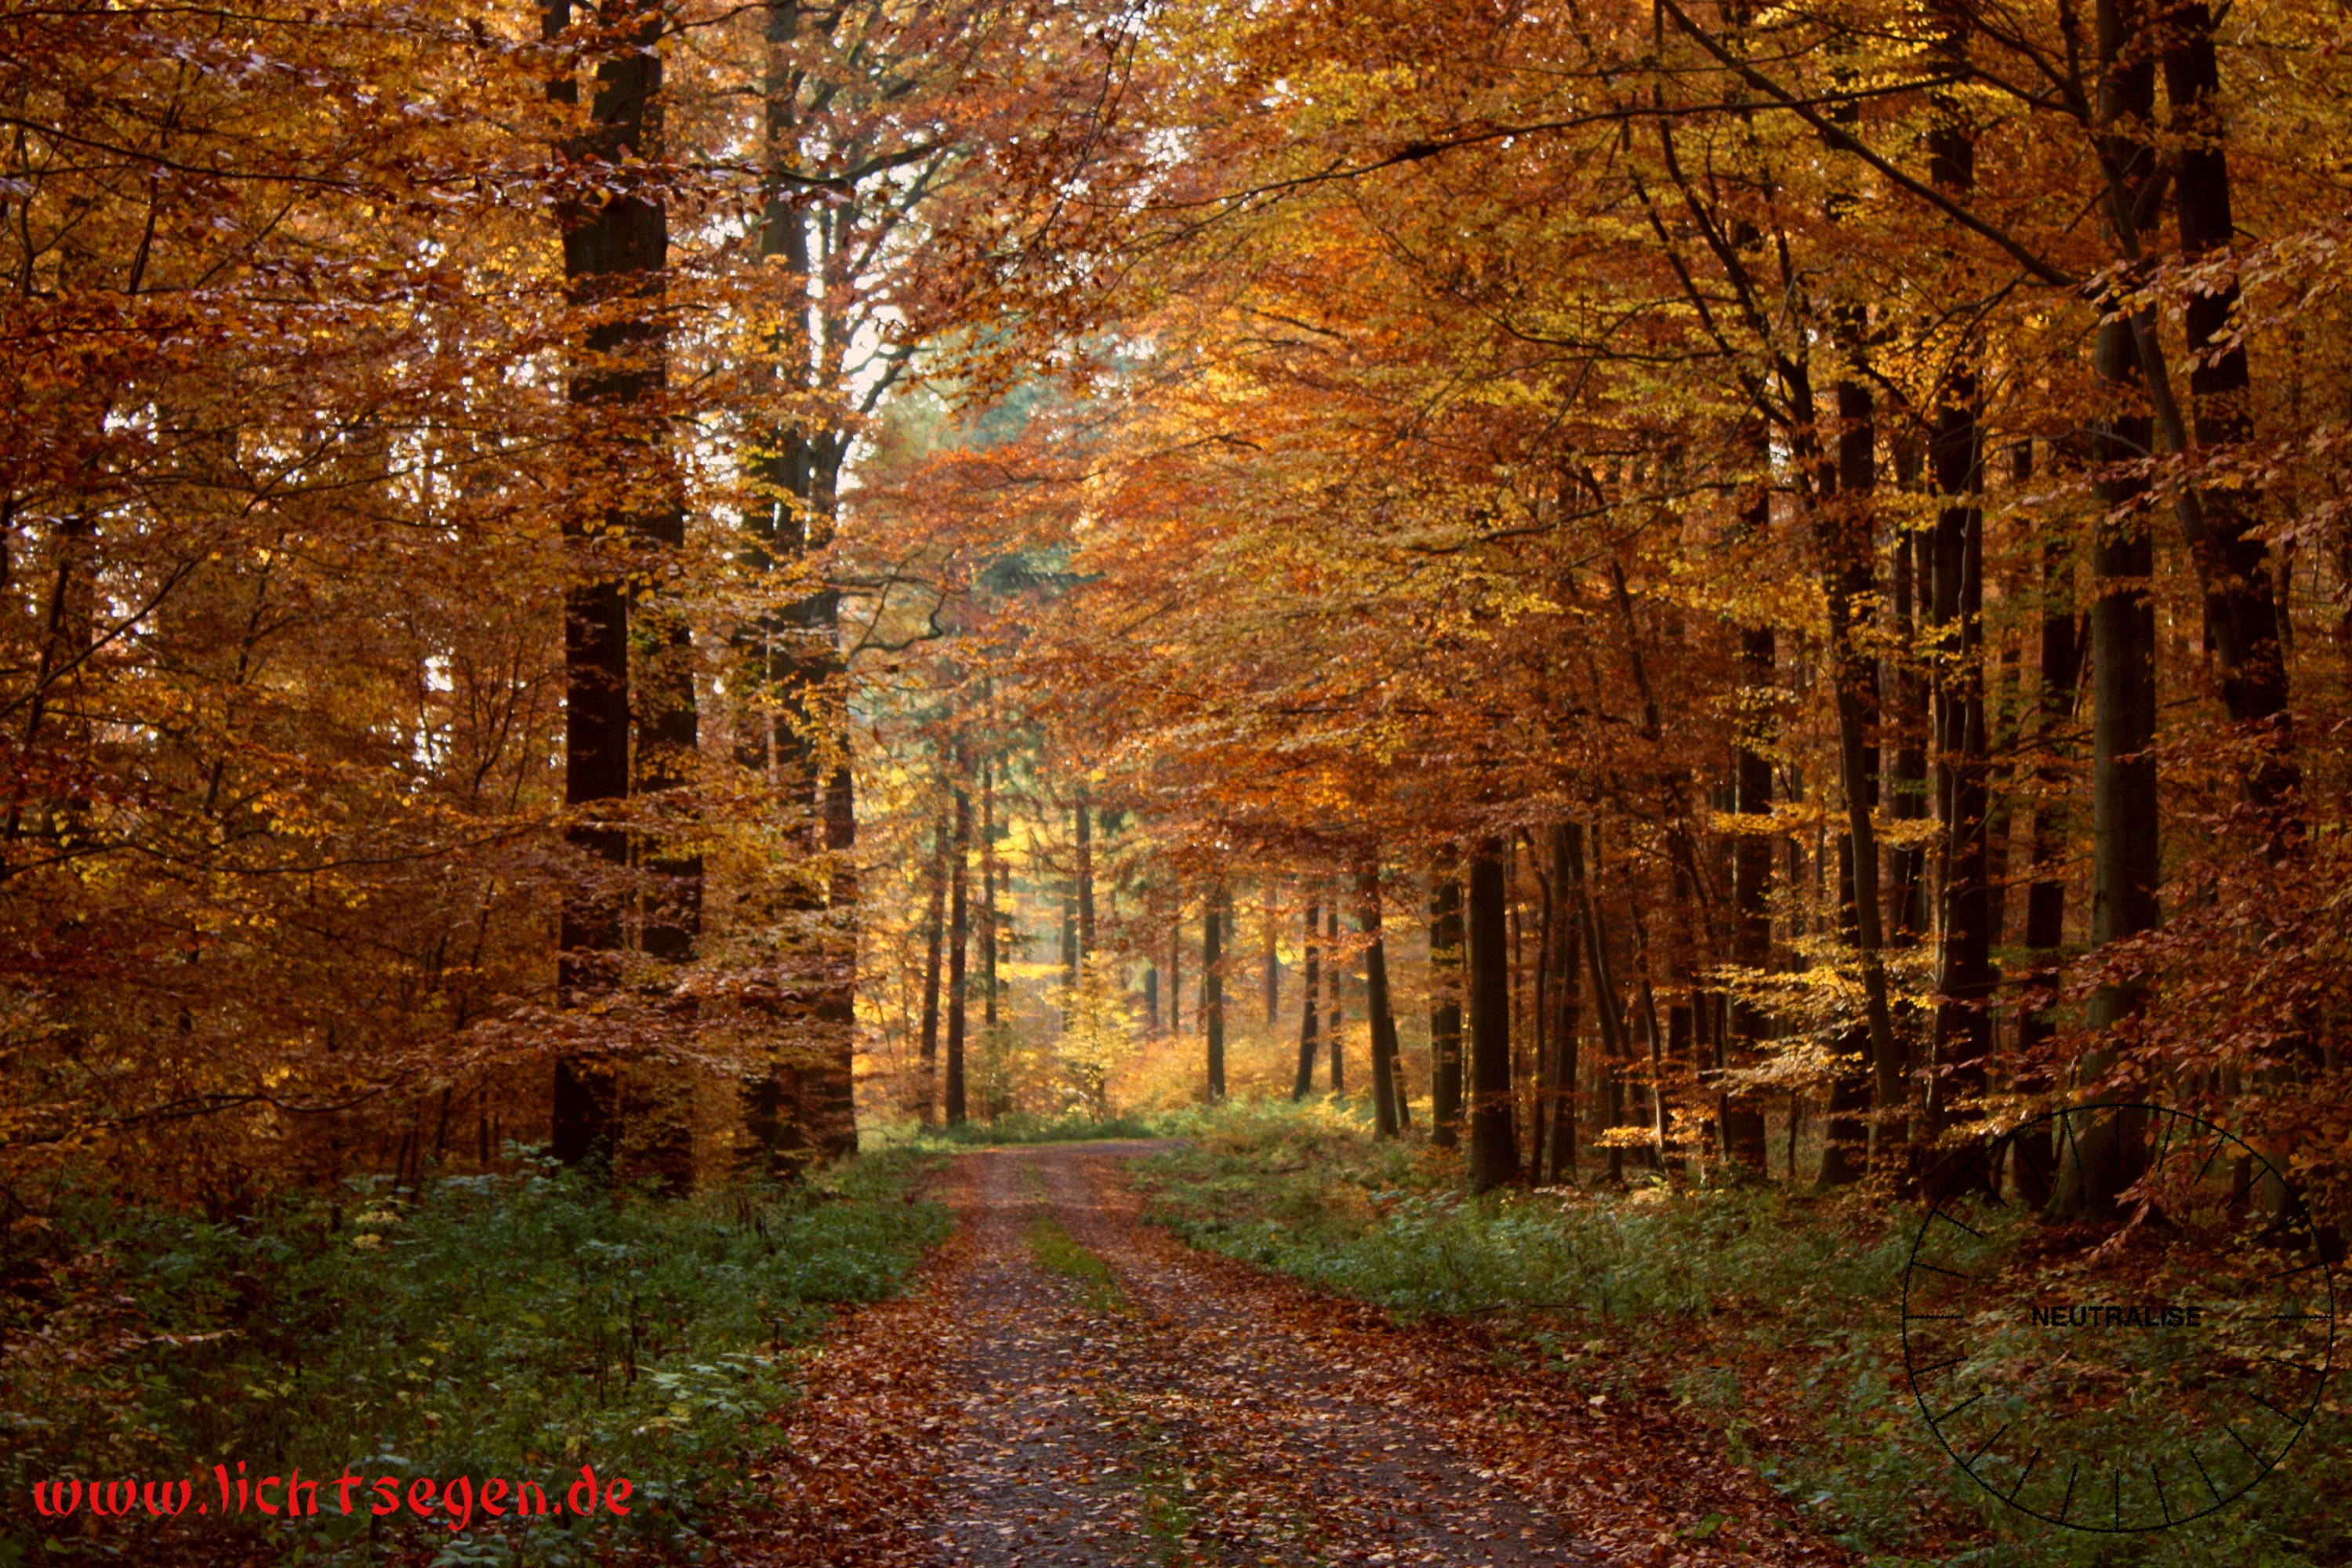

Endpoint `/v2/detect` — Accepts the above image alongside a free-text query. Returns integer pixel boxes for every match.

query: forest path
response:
[746,1144,1851,1568]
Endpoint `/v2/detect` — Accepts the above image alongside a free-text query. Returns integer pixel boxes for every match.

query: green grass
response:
[1025,1214,1129,1316]
[884,1108,1185,1149]
[1,1150,949,1566]
[1129,1099,2350,1568]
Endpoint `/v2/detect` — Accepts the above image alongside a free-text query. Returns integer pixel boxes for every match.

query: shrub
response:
[1,1151,946,1565]
[1131,1101,2350,1568]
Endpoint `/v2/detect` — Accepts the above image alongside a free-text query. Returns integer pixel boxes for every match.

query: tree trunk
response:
[917,820,946,1126]
[1726,443,1776,1173]
[1428,873,1464,1147]
[549,0,666,1174]
[1169,919,1181,1035]
[1889,524,1929,948]
[1508,847,1530,1159]
[630,561,699,1196]
[1642,978,1671,1164]
[1467,839,1519,1191]
[1076,784,1094,962]
[1294,891,1322,1099]
[804,762,859,1160]
[1928,403,1994,1150]
[945,785,971,1127]
[2162,1,2295,808]
[1726,620,1774,1172]
[981,759,1000,1031]
[1816,830,1875,1189]
[1924,24,1993,1185]
[1543,824,1584,1183]
[733,0,858,1169]
[1204,886,1226,1100]
[2020,452,2083,1073]
[1527,851,1548,1170]
[632,583,700,972]
[1571,826,1629,1185]
[1801,64,1909,1176]
[1265,887,1280,1026]
[1524,846,1543,1166]
[2060,0,2162,1218]
[1326,902,1344,1091]
[1360,861,1402,1136]
[1809,353,1906,1182]
[1982,635,2025,950]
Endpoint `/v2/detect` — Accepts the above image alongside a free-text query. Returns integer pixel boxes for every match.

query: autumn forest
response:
[5,0,2349,1562]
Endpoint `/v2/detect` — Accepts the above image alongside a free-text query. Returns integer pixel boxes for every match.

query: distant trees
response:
[846,0,2352,1222]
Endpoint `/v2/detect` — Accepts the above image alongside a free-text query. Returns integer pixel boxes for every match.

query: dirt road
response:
[739,1143,1850,1567]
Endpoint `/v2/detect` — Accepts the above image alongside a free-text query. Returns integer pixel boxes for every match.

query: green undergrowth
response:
[1024,1215,1129,1316]
[1130,1099,2348,1568]
[887,1107,1187,1149]
[1,1149,949,1566]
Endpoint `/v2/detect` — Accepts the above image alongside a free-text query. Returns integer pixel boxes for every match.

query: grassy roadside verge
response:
[2,1149,949,1566]
[1127,1101,2347,1568]
[860,1109,1189,1151]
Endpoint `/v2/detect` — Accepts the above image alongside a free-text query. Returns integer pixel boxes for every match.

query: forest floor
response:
[735,1142,1854,1568]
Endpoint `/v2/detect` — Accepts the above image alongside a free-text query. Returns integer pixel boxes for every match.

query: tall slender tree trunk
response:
[735,0,856,1169]
[945,784,971,1127]
[1982,637,2025,951]
[1429,873,1464,1147]
[1926,20,1994,1178]
[1816,833,1871,1186]
[548,0,666,1174]
[1889,524,1930,948]
[1639,972,1671,1165]
[1204,886,1225,1100]
[1168,917,1181,1036]
[5,513,89,852]
[2019,445,2083,1110]
[1928,420,1994,1133]
[1264,887,1280,1026]
[1467,840,1519,1191]
[630,559,699,1193]
[1804,59,1907,1181]
[1571,826,1629,1185]
[1726,658,1775,1171]
[917,822,946,1126]
[981,760,999,1031]
[1808,352,1905,1183]
[1326,903,1344,1092]
[1726,452,1775,1173]
[1360,861,1401,1136]
[1529,853,1549,1171]
[1293,891,1322,1099]
[2163,1,2294,809]
[2060,0,2163,1218]
[811,763,858,1156]
[1075,785,1094,964]
[1543,824,1584,1183]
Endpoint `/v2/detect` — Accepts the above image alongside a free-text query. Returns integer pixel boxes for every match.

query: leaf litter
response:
[732,1145,1857,1567]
